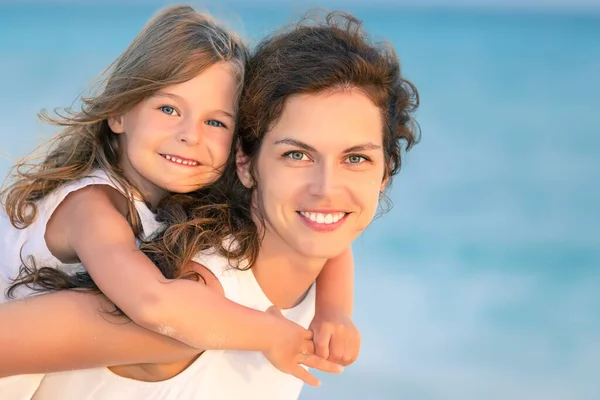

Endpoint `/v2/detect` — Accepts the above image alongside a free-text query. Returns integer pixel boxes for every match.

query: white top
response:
[0,169,162,300]
[0,170,164,400]
[30,248,316,400]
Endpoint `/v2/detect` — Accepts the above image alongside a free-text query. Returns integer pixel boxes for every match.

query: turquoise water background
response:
[1,1,599,399]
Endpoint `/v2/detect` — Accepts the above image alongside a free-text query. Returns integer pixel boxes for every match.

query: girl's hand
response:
[309,310,361,366]
[262,306,343,386]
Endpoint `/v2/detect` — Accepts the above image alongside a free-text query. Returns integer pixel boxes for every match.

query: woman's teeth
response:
[299,211,346,224]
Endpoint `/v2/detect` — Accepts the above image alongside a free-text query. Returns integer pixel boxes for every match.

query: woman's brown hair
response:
[144,10,420,282]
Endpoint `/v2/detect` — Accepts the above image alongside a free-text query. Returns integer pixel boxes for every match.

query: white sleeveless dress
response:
[0,169,163,400]
[31,248,316,400]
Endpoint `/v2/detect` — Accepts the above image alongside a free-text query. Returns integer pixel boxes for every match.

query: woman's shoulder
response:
[190,243,248,301]
[184,259,225,297]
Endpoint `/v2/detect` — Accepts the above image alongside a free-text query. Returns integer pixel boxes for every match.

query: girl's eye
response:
[346,155,367,164]
[205,120,226,128]
[286,151,309,161]
[159,105,179,116]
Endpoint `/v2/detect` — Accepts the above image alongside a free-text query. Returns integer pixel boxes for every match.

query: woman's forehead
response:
[264,89,384,150]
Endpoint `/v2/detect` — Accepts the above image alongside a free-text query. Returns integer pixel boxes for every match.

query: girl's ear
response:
[236,143,253,189]
[108,115,125,134]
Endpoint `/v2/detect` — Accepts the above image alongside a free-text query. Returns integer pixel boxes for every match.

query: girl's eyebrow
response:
[152,92,235,118]
[214,109,235,119]
[152,91,183,101]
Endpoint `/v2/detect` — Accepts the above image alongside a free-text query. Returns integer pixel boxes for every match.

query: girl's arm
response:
[315,247,354,315]
[0,267,342,384]
[311,246,361,365]
[48,185,284,352]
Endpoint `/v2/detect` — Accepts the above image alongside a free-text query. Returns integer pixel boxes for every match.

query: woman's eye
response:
[286,151,308,161]
[346,155,366,164]
[159,105,179,116]
[205,120,226,128]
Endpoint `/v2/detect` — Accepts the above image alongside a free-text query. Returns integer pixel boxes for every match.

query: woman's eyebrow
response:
[342,142,381,153]
[273,138,316,152]
[274,139,382,154]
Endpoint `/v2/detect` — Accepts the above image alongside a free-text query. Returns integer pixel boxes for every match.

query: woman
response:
[0,10,418,400]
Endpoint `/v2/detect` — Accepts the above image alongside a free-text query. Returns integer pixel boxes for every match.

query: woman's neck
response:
[251,224,326,310]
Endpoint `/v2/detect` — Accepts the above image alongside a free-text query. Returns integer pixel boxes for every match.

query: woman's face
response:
[239,88,387,261]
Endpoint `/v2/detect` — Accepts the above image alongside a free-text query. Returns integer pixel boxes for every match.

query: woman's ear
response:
[236,144,254,188]
[380,175,389,193]
[108,115,125,134]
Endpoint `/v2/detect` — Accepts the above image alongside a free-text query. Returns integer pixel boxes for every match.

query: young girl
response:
[0,4,357,397]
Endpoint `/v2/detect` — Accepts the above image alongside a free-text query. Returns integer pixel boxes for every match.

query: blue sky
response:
[2,0,600,12]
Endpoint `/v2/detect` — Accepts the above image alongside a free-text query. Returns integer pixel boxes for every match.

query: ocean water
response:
[1,2,599,399]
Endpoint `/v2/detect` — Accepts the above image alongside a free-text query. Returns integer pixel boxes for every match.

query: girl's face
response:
[109,61,238,206]
[238,88,387,261]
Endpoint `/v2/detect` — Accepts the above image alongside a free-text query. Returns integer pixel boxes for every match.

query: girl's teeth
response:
[300,211,346,224]
[164,154,198,166]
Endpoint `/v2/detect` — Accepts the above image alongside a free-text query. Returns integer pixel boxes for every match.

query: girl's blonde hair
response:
[1,4,247,237]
